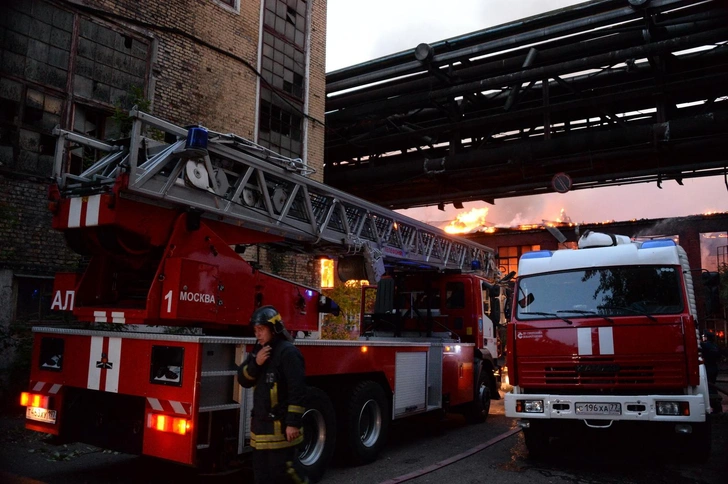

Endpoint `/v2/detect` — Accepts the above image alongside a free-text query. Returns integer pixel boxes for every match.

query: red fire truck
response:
[20,110,507,481]
[505,231,712,458]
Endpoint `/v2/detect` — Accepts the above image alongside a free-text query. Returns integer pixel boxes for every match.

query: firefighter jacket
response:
[238,338,306,450]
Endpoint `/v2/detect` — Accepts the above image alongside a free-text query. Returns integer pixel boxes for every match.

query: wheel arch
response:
[307,372,393,417]
[474,350,500,401]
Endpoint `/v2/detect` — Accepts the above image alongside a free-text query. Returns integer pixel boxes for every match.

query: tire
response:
[683,419,711,463]
[339,380,390,465]
[523,424,550,459]
[463,366,492,424]
[298,387,337,483]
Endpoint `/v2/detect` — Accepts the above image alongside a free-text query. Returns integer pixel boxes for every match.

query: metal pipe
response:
[326,12,725,111]
[326,0,694,93]
[325,111,728,187]
[354,155,728,209]
[328,27,728,123]
[325,0,620,83]
[325,66,728,160]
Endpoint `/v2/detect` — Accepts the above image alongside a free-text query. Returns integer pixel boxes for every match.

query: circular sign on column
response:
[552,172,572,193]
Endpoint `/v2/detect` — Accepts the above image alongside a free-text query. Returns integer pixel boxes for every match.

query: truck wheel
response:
[463,367,491,424]
[523,424,549,459]
[298,387,336,483]
[339,380,390,465]
[683,420,711,462]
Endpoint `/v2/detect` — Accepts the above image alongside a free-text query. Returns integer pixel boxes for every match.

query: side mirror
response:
[518,293,534,308]
[500,271,516,284]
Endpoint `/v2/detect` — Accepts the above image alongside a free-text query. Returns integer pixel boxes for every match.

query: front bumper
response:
[505,392,708,423]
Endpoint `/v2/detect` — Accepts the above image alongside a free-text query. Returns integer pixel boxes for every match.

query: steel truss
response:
[52,110,496,280]
[325,0,728,209]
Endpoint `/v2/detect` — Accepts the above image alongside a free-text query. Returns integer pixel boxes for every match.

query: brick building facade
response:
[0,0,327,391]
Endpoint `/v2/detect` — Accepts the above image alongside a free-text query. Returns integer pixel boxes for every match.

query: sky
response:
[325,0,728,228]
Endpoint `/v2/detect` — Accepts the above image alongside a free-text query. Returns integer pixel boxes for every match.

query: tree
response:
[321,281,368,340]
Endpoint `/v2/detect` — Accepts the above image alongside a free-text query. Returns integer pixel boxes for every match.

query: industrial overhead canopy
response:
[324,0,728,209]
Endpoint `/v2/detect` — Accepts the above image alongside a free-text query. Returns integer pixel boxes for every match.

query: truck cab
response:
[504,232,711,458]
[360,271,508,408]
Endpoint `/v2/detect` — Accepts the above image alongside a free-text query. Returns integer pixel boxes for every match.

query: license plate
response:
[26,406,57,424]
[575,403,621,415]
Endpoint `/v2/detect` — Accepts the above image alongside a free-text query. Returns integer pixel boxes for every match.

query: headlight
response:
[656,401,689,416]
[444,345,462,354]
[516,399,544,413]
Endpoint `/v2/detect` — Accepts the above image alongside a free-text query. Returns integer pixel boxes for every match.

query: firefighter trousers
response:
[252,446,308,484]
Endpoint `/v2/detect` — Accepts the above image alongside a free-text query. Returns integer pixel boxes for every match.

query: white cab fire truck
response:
[20,110,508,480]
[505,231,711,458]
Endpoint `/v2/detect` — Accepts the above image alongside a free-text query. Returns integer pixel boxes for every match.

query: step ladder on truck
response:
[20,109,510,480]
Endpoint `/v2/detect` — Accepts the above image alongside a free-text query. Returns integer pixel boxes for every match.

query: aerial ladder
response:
[48,108,499,329]
[23,110,505,478]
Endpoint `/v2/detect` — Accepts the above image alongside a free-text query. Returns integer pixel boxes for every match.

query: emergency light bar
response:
[640,239,676,249]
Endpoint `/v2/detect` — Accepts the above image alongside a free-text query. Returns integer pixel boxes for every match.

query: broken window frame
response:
[258,0,309,159]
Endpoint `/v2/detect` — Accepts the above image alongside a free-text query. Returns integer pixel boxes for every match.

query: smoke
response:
[401,177,727,231]
[632,218,684,239]
[501,212,528,227]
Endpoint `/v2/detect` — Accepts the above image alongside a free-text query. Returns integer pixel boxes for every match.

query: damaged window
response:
[39,337,64,371]
[258,0,308,159]
[150,346,184,387]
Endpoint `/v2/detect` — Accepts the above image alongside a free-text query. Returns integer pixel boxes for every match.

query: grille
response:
[544,363,654,385]
[519,355,687,391]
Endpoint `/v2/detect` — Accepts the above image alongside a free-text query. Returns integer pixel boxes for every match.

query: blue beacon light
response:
[186,127,209,151]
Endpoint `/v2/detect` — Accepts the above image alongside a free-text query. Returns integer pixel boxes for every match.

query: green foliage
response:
[321,282,365,340]
[112,85,155,138]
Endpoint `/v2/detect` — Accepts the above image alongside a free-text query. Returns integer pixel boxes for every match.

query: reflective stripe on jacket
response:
[238,339,306,449]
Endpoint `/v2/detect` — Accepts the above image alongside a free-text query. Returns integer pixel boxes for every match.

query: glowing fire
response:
[539,208,582,228]
[444,207,490,234]
[557,208,571,224]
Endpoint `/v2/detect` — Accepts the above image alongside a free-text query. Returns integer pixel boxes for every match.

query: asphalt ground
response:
[1,368,727,484]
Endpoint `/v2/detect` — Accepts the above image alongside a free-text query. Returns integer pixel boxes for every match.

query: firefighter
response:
[701,330,722,414]
[238,305,308,483]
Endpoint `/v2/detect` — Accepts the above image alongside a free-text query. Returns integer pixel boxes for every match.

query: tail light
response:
[20,392,49,409]
[147,413,191,435]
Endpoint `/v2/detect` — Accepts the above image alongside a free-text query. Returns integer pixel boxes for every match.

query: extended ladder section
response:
[52,109,497,280]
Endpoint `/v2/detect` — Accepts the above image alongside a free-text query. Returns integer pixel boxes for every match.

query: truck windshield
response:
[516,265,683,321]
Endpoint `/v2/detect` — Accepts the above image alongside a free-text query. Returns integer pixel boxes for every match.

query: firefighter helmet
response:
[250,305,285,333]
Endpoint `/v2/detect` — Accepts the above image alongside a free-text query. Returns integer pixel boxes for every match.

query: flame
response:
[444,207,490,234]
[557,208,571,223]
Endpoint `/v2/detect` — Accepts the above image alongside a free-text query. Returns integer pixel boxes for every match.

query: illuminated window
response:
[699,232,727,272]
[498,245,540,276]
[320,259,334,288]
